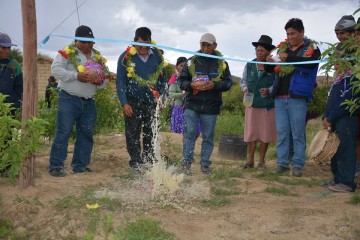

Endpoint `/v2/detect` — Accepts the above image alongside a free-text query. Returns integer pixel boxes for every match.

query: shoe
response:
[256,162,266,170]
[243,162,254,169]
[130,164,141,173]
[73,167,93,173]
[321,179,335,187]
[292,167,302,177]
[328,183,353,193]
[272,165,289,174]
[201,165,212,174]
[50,168,66,177]
[182,163,192,175]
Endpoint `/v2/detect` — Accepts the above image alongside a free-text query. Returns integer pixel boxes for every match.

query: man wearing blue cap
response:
[0,32,23,115]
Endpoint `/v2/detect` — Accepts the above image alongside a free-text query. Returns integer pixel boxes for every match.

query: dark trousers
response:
[125,101,156,167]
[331,116,358,191]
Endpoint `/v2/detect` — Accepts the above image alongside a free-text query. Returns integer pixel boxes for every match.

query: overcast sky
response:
[1,0,360,77]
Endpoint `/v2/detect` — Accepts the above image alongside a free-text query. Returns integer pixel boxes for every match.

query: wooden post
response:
[19,0,37,188]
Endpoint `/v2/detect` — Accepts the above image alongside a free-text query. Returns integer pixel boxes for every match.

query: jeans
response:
[182,109,217,167]
[49,90,96,172]
[275,98,307,168]
[331,116,358,191]
[125,101,156,167]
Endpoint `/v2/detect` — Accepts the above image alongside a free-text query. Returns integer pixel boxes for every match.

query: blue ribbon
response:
[40,34,329,65]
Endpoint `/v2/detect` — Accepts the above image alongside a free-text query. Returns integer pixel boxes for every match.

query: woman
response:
[241,35,276,169]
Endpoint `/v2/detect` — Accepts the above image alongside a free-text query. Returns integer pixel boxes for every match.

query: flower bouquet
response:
[78,61,106,85]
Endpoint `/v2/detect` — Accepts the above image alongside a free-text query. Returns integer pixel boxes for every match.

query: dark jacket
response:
[243,60,275,108]
[116,49,166,105]
[0,56,23,109]
[178,54,232,114]
[324,76,359,125]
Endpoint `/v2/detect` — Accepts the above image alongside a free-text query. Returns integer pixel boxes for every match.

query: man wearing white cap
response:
[178,33,233,175]
[0,32,23,115]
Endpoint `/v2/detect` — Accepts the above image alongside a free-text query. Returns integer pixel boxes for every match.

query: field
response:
[1,119,360,240]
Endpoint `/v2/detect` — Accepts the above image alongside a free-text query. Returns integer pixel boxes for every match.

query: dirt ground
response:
[1,131,360,240]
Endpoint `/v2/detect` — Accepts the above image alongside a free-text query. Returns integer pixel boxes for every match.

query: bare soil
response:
[1,132,360,240]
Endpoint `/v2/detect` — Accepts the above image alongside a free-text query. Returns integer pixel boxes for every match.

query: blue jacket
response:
[324,76,359,124]
[0,56,23,109]
[116,49,166,105]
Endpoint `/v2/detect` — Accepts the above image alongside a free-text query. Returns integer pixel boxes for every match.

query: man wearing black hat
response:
[240,35,276,170]
[116,27,166,171]
[49,25,108,177]
[0,32,23,115]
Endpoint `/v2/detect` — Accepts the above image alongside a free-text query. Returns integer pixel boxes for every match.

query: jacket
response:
[0,56,23,109]
[178,53,232,114]
[242,60,275,108]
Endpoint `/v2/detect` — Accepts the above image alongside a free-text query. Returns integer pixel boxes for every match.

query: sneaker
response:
[50,168,66,177]
[292,167,302,177]
[321,179,335,187]
[182,163,192,175]
[272,165,289,174]
[201,165,212,174]
[328,183,353,193]
[73,167,93,173]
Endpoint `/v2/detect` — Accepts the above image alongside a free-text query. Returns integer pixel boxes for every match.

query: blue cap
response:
[0,33,17,47]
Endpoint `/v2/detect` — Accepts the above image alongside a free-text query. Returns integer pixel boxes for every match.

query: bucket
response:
[218,134,247,160]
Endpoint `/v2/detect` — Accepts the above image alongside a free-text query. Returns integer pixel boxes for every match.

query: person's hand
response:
[77,72,92,83]
[243,88,249,95]
[279,53,288,62]
[259,88,269,97]
[323,117,331,130]
[266,55,274,62]
[201,81,214,91]
[123,104,133,118]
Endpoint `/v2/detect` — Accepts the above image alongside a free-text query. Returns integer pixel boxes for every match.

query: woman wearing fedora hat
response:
[240,35,276,170]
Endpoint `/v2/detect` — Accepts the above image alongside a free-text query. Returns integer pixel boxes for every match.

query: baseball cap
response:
[200,33,216,44]
[0,33,17,47]
[334,15,356,32]
[75,25,95,39]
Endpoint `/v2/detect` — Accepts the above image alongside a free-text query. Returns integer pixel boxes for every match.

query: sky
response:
[1,0,360,77]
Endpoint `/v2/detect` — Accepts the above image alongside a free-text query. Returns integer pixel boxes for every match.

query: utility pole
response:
[20,0,38,188]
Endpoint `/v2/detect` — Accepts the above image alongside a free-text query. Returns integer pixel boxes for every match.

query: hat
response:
[0,33,17,47]
[334,15,356,32]
[75,25,94,39]
[48,76,56,82]
[200,33,216,44]
[252,35,275,51]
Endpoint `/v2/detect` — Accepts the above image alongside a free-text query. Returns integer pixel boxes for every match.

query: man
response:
[266,18,321,177]
[0,32,23,115]
[178,33,232,175]
[45,75,58,108]
[335,15,356,43]
[49,25,108,177]
[116,27,166,171]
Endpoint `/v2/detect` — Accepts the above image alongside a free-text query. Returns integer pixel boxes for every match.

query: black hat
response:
[334,15,356,32]
[75,25,94,39]
[134,27,151,41]
[252,35,275,51]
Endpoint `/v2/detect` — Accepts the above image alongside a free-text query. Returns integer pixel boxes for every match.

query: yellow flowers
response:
[222,62,227,70]
[163,61,168,67]
[151,40,156,45]
[77,65,86,73]
[129,46,137,55]
[65,46,75,55]
[86,203,99,209]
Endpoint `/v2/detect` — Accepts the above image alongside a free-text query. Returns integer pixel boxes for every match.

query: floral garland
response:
[122,40,168,87]
[188,50,227,82]
[274,37,316,77]
[58,42,110,77]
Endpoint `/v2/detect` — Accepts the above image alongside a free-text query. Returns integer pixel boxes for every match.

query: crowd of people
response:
[1,15,360,193]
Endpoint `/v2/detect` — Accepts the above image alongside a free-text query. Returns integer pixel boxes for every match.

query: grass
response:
[255,171,322,187]
[264,187,297,196]
[348,193,360,205]
[114,217,178,240]
[203,196,231,207]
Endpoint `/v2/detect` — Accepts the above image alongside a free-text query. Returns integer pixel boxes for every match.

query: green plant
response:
[0,94,48,181]
[203,196,231,207]
[264,187,296,196]
[348,193,360,205]
[114,217,177,240]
